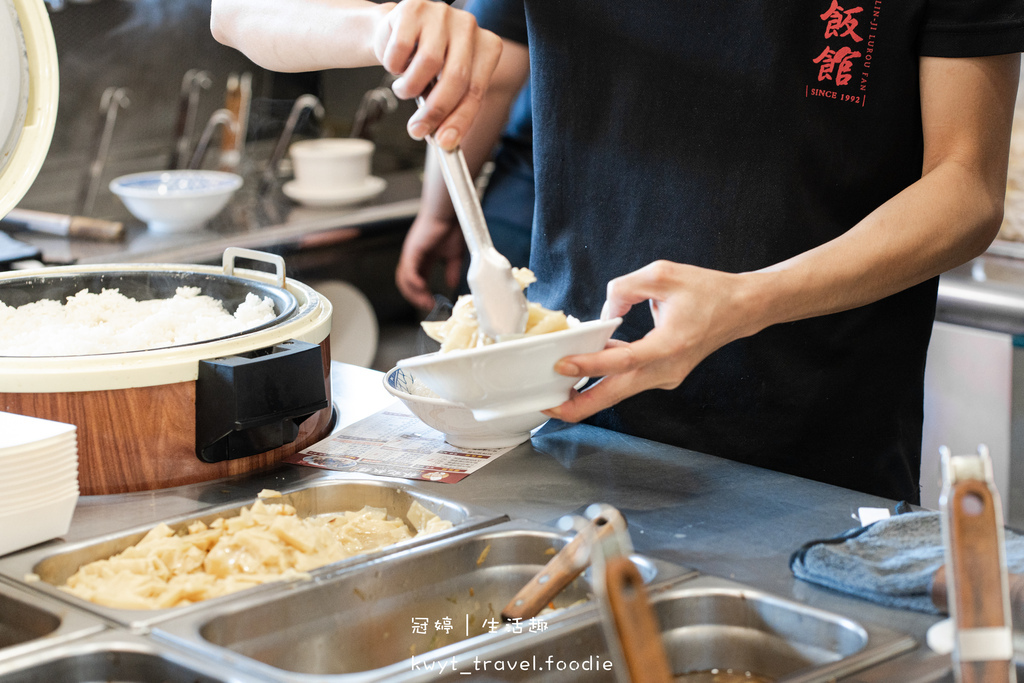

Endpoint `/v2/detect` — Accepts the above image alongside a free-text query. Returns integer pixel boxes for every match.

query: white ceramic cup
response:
[289,138,374,189]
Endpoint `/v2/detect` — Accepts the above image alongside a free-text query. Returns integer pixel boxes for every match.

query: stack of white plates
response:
[0,412,78,556]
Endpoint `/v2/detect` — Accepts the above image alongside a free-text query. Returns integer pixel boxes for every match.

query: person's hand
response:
[373,0,502,149]
[544,261,763,423]
[396,212,466,311]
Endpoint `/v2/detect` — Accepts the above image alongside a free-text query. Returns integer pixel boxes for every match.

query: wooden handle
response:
[945,479,1014,683]
[604,554,674,683]
[932,565,1024,626]
[501,516,617,621]
[221,74,241,154]
[67,216,125,241]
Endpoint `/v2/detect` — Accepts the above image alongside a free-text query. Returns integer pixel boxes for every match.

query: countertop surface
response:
[50,362,959,683]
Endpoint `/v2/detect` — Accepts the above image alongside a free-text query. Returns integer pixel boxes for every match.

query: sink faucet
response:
[169,69,213,170]
[188,109,240,170]
[76,86,130,217]
[350,87,398,140]
[259,94,325,194]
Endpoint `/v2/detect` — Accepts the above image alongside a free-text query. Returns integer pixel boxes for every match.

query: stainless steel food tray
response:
[0,478,507,630]
[152,519,694,682]
[0,576,107,667]
[0,629,270,683]
[388,574,919,683]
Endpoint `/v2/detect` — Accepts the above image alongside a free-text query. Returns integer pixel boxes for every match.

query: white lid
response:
[0,0,58,218]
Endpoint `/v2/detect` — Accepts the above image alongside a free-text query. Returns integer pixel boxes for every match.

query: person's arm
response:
[396,39,530,310]
[210,0,502,149]
[547,53,1020,422]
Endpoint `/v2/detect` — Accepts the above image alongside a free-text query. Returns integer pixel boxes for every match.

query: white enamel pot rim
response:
[0,262,333,393]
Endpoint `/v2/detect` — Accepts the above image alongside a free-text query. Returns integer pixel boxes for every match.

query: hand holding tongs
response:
[415,93,528,340]
[939,445,1016,683]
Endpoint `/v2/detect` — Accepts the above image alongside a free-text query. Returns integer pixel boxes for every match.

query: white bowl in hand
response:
[109,170,243,233]
[397,317,621,421]
[383,367,558,449]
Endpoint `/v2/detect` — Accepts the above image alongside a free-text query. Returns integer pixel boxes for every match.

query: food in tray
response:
[421,268,575,352]
[0,286,276,356]
[59,490,453,609]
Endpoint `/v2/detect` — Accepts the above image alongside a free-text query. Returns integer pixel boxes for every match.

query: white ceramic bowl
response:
[289,138,374,189]
[383,367,554,449]
[397,317,622,421]
[109,170,243,233]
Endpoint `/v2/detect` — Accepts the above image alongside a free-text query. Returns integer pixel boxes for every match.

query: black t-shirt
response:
[473,0,1024,503]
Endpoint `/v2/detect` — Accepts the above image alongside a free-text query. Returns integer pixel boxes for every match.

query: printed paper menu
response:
[289,402,517,483]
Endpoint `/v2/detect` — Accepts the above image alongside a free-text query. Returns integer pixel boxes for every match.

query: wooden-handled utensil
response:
[604,553,674,683]
[584,504,674,683]
[414,90,528,339]
[3,208,124,241]
[939,445,1016,683]
[931,565,1024,628]
[501,512,621,622]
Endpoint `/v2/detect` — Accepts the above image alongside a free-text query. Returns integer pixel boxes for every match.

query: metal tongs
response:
[939,445,1016,683]
[415,93,528,339]
[505,505,672,683]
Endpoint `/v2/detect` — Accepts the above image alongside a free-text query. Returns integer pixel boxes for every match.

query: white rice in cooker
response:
[0,286,277,356]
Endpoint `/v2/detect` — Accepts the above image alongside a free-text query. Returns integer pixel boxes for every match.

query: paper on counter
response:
[288,401,517,483]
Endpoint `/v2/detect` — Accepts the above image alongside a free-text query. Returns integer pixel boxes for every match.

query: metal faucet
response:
[188,108,240,170]
[259,94,325,194]
[169,69,213,170]
[350,87,398,140]
[76,86,130,217]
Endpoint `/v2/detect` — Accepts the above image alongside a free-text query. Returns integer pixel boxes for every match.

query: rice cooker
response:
[1,0,57,220]
[0,249,335,495]
[0,5,336,494]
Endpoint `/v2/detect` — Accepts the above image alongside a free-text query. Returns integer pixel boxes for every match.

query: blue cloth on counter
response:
[790,510,1024,614]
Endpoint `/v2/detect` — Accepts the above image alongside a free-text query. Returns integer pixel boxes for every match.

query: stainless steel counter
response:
[20,361,955,683]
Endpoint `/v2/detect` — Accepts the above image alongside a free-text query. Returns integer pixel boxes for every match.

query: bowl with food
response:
[109,170,243,233]
[397,270,621,421]
[383,367,588,449]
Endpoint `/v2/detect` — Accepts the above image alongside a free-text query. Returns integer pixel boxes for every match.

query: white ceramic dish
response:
[0,454,76,475]
[0,458,77,483]
[282,176,386,208]
[397,317,622,421]
[0,411,76,449]
[109,170,243,233]
[0,490,78,557]
[0,433,75,461]
[289,137,374,188]
[383,367,579,449]
[0,483,79,509]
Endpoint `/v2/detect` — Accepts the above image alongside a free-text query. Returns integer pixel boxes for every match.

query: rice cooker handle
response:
[194,339,329,463]
[222,247,287,289]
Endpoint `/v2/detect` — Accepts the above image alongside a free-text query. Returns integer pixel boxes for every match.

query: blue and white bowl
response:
[109,170,243,233]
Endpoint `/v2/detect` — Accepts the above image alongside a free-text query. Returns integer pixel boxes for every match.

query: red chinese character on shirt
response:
[820,0,863,42]
[813,46,862,86]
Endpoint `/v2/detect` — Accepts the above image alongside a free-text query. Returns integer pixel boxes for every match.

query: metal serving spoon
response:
[415,95,529,340]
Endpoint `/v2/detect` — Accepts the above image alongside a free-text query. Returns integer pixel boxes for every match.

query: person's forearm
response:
[740,158,1004,333]
[211,0,391,72]
[735,54,1017,339]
